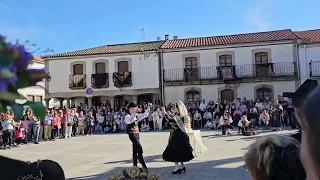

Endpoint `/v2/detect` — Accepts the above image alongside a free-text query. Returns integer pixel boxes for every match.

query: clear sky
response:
[1,0,319,54]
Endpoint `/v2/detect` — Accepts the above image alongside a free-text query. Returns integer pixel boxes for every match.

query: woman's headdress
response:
[177,100,189,118]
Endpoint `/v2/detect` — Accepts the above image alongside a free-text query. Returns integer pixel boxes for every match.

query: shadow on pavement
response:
[67,156,250,180]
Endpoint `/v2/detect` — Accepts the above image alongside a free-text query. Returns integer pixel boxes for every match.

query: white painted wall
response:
[47,53,159,94]
[165,81,296,104]
[163,44,294,69]
[299,45,320,83]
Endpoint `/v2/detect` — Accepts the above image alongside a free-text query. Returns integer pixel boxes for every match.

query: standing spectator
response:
[21,115,30,143]
[51,111,61,139]
[78,111,85,136]
[65,109,74,139]
[1,113,14,149]
[86,111,95,136]
[32,116,41,144]
[260,109,270,130]
[43,111,52,141]
[199,99,207,117]
[71,109,78,137]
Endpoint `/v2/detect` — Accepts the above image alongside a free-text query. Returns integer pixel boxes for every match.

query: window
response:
[186,91,200,103]
[27,95,35,102]
[219,55,232,66]
[35,96,43,102]
[73,64,83,75]
[257,88,272,99]
[255,52,268,64]
[185,57,198,69]
[95,62,106,74]
[118,61,129,73]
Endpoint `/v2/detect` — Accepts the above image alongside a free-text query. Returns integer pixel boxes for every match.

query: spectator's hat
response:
[283,79,318,108]
[127,102,137,109]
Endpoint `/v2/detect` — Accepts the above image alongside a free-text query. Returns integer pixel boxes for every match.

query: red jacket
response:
[14,130,25,140]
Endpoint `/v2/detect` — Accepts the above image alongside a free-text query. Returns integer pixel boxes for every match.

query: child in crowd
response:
[94,124,102,134]
[104,121,111,133]
[14,127,27,146]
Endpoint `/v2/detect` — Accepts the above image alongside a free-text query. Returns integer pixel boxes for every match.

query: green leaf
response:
[24,101,45,120]
[0,53,12,66]
[15,71,30,89]
[0,92,25,102]
[11,103,24,121]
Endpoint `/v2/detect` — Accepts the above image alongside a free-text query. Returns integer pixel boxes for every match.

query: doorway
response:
[221,89,235,102]
[137,94,152,104]
[115,96,125,107]
[85,96,101,106]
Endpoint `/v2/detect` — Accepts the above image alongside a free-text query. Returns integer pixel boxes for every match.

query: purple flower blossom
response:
[15,45,32,69]
[0,80,8,91]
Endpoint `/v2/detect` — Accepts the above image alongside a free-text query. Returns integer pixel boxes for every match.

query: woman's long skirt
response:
[162,129,194,162]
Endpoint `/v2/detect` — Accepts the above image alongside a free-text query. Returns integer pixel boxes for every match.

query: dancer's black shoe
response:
[172,169,182,174]
[181,167,186,173]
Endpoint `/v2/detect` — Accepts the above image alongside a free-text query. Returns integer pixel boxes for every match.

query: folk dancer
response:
[125,102,152,171]
[162,101,194,174]
[238,115,256,136]
[271,100,283,131]
[219,110,233,135]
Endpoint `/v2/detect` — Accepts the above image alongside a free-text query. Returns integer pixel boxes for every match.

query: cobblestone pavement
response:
[1,129,298,180]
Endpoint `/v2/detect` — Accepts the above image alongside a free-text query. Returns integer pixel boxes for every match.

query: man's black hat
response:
[127,102,137,108]
[283,79,318,108]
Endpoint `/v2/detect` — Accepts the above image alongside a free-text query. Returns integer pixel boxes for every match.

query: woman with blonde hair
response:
[244,135,305,180]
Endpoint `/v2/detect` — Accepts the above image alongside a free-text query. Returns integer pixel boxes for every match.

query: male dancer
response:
[125,102,152,171]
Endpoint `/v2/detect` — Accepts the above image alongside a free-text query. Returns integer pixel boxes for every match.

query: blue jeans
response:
[33,124,40,143]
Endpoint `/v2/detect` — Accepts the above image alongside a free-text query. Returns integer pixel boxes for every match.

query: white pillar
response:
[66,98,70,109]
[70,98,75,107]
[45,98,50,108]
[87,97,92,109]
[59,98,64,108]
[133,95,138,104]
[110,96,114,109]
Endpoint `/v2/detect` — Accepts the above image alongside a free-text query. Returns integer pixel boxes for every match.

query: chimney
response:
[173,36,178,40]
[165,34,169,40]
[157,36,161,41]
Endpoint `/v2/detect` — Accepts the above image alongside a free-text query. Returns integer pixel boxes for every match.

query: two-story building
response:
[295,29,320,83]
[43,41,164,108]
[17,56,46,105]
[161,29,300,104]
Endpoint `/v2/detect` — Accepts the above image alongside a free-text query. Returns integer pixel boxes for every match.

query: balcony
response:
[91,73,109,88]
[164,62,297,86]
[309,61,320,78]
[69,74,86,89]
[113,72,132,88]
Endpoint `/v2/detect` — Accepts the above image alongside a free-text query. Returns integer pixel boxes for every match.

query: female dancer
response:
[162,100,194,174]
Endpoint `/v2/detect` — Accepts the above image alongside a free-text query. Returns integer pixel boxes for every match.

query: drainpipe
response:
[160,50,165,105]
[157,49,165,105]
[295,40,302,86]
[304,44,308,79]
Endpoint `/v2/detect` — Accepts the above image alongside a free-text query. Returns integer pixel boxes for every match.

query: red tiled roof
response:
[43,41,165,58]
[32,56,44,62]
[294,29,320,44]
[161,29,299,49]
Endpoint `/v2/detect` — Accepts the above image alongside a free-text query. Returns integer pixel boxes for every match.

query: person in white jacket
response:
[219,110,233,135]
[152,107,159,130]
[157,107,164,130]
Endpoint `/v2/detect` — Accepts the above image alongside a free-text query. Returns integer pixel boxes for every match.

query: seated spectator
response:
[111,121,118,133]
[94,124,102,134]
[244,135,305,180]
[204,121,213,129]
[238,115,256,136]
[140,121,150,132]
[259,109,270,130]
[104,121,111,133]
[14,127,27,146]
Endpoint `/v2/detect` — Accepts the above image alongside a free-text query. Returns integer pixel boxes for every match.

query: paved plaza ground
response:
[1,129,298,180]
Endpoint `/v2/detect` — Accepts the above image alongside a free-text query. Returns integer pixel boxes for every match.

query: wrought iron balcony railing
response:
[164,62,297,82]
[91,73,109,88]
[69,74,86,89]
[309,61,320,77]
[113,72,132,88]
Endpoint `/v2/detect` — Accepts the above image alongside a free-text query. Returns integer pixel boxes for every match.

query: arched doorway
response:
[221,89,234,102]
[256,87,272,99]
